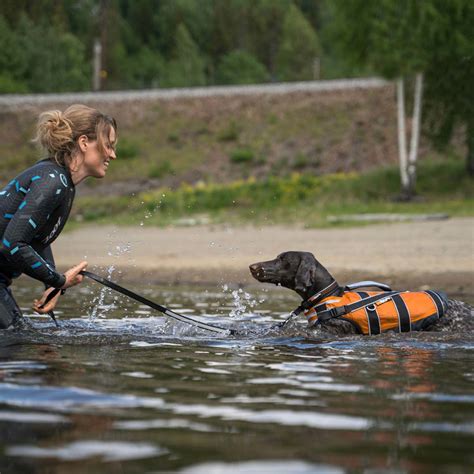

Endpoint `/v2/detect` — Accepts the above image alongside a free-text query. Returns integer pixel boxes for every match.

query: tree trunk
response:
[397,78,409,195]
[397,75,424,200]
[467,117,474,176]
[407,73,423,196]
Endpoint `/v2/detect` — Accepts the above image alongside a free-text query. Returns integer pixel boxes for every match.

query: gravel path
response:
[0,78,388,109]
[54,218,474,293]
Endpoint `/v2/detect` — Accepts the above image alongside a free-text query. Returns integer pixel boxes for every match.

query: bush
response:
[149,160,174,178]
[217,121,241,142]
[117,138,140,160]
[230,148,255,163]
[216,50,268,85]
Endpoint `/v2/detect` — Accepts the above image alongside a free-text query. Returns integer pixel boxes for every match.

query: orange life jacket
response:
[304,289,446,335]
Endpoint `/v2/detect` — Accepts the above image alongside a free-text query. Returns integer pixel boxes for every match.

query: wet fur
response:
[250,251,473,335]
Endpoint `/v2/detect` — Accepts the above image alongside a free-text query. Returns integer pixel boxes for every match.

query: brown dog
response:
[250,251,473,335]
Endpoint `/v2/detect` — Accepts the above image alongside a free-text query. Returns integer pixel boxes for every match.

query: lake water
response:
[0,278,473,473]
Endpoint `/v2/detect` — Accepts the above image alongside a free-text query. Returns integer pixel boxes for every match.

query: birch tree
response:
[330,0,441,199]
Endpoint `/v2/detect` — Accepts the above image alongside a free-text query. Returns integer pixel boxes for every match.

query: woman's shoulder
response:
[15,159,72,189]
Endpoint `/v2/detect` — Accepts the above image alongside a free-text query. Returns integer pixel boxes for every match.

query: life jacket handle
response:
[344,280,392,292]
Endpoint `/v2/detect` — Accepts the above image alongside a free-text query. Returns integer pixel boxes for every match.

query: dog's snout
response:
[249,263,261,274]
[249,263,266,280]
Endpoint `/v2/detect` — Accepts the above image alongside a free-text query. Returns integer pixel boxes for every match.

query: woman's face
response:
[82,127,117,179]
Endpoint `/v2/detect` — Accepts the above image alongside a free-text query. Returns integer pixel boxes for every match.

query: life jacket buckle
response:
[375,296,392,306]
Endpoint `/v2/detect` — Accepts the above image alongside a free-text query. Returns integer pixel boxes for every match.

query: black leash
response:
[41,271,234,335]
[270,280,340,330]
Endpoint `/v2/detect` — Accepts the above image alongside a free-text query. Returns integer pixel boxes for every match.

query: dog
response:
[249,251,473,335]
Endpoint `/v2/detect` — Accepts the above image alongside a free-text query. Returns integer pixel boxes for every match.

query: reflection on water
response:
[0,280,473,473]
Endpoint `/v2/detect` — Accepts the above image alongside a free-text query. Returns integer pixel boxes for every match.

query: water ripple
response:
[7,440,165,461]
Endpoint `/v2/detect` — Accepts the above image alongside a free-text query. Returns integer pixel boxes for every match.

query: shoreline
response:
[51,218,474,296]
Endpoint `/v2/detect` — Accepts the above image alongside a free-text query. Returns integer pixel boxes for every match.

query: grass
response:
[70,158,474,228]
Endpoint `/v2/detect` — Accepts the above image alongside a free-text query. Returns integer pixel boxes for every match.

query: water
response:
[0,281,473,473]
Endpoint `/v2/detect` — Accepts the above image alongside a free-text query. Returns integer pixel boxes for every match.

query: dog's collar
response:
[291,280,340,316]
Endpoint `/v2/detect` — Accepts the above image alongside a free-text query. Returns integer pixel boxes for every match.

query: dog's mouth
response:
[249,263,274,282]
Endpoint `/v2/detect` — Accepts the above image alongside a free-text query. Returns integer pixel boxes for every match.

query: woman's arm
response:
[1,174,66,288]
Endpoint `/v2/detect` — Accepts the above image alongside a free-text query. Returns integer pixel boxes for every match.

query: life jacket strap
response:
[357,291,381,335]
[315,291,403,323]
[300,280,340,310]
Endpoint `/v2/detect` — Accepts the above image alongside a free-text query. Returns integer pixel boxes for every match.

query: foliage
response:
[216,50,268,85]
[217,121,241,142]
[159,23,206,88]
[276,4,321,81]
[0,14,90,93]
[328,0,474,174]
[230,148,255,164]
[72,158,474,226]
[421,1,474,174]
[116,138,141,160]
[148,160,174,178]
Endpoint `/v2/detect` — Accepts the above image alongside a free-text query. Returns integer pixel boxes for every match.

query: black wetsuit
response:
[0,159,75,328]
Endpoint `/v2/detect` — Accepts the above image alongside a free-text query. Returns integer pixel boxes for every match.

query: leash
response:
[271,280,340,330]
[40,271,234,335]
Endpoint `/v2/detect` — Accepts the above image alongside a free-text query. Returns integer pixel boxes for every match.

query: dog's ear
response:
[294,256,316,293]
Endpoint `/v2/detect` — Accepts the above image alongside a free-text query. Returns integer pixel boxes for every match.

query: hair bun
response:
[35,109,73,154]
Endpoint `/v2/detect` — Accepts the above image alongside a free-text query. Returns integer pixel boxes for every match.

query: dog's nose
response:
[249,263,261,276]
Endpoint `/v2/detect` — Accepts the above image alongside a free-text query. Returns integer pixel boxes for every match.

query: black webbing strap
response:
[425,290,445,318]
[357,291,381,335]
[392,293,411,332]
[300,280,341,311]
[315,291,402,324]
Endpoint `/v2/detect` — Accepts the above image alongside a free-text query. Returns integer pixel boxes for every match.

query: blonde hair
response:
[34,104,117,167]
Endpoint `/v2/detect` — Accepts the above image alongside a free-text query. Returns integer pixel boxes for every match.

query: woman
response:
[0,104,117,328]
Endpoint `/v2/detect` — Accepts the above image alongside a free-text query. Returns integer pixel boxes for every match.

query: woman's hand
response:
[32,261,87,315]
[61,261,88,289]
[33,287,61,314]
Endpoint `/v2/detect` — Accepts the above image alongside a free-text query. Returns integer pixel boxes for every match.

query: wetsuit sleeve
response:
[1,177,66,288]
[37,245,58,290]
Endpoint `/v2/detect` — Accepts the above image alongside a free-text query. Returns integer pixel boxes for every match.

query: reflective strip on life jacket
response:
[305,290,446,335]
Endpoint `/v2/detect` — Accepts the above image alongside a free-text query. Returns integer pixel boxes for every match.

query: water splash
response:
[222,285,264,319]
[89,265,117,321]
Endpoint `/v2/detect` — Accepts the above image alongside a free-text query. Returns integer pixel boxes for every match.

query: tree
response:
[14,14,89,93]
[330,0,439,199]
[247,0,291,79]
[422,1,474,176]
[154,0,213,58]
[0,15,28,92]
[160,23,206,87]
[276,3,321,81]
[216,50,268,85]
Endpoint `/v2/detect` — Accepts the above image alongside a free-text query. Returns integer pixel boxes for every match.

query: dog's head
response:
[249,251,322,296]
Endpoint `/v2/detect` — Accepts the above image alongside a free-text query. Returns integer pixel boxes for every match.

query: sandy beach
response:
[53,217,474,295]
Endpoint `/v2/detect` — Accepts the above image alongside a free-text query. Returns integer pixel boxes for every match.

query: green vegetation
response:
[216,50,268,85]
[0,0,323,92]
[276,3,321,81]
[70,158,473,228]
[330,0,474,174]
[1,0,472,202]
[230,148,255,164]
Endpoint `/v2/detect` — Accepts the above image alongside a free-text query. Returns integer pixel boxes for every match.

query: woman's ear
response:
[78,135,88,153]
